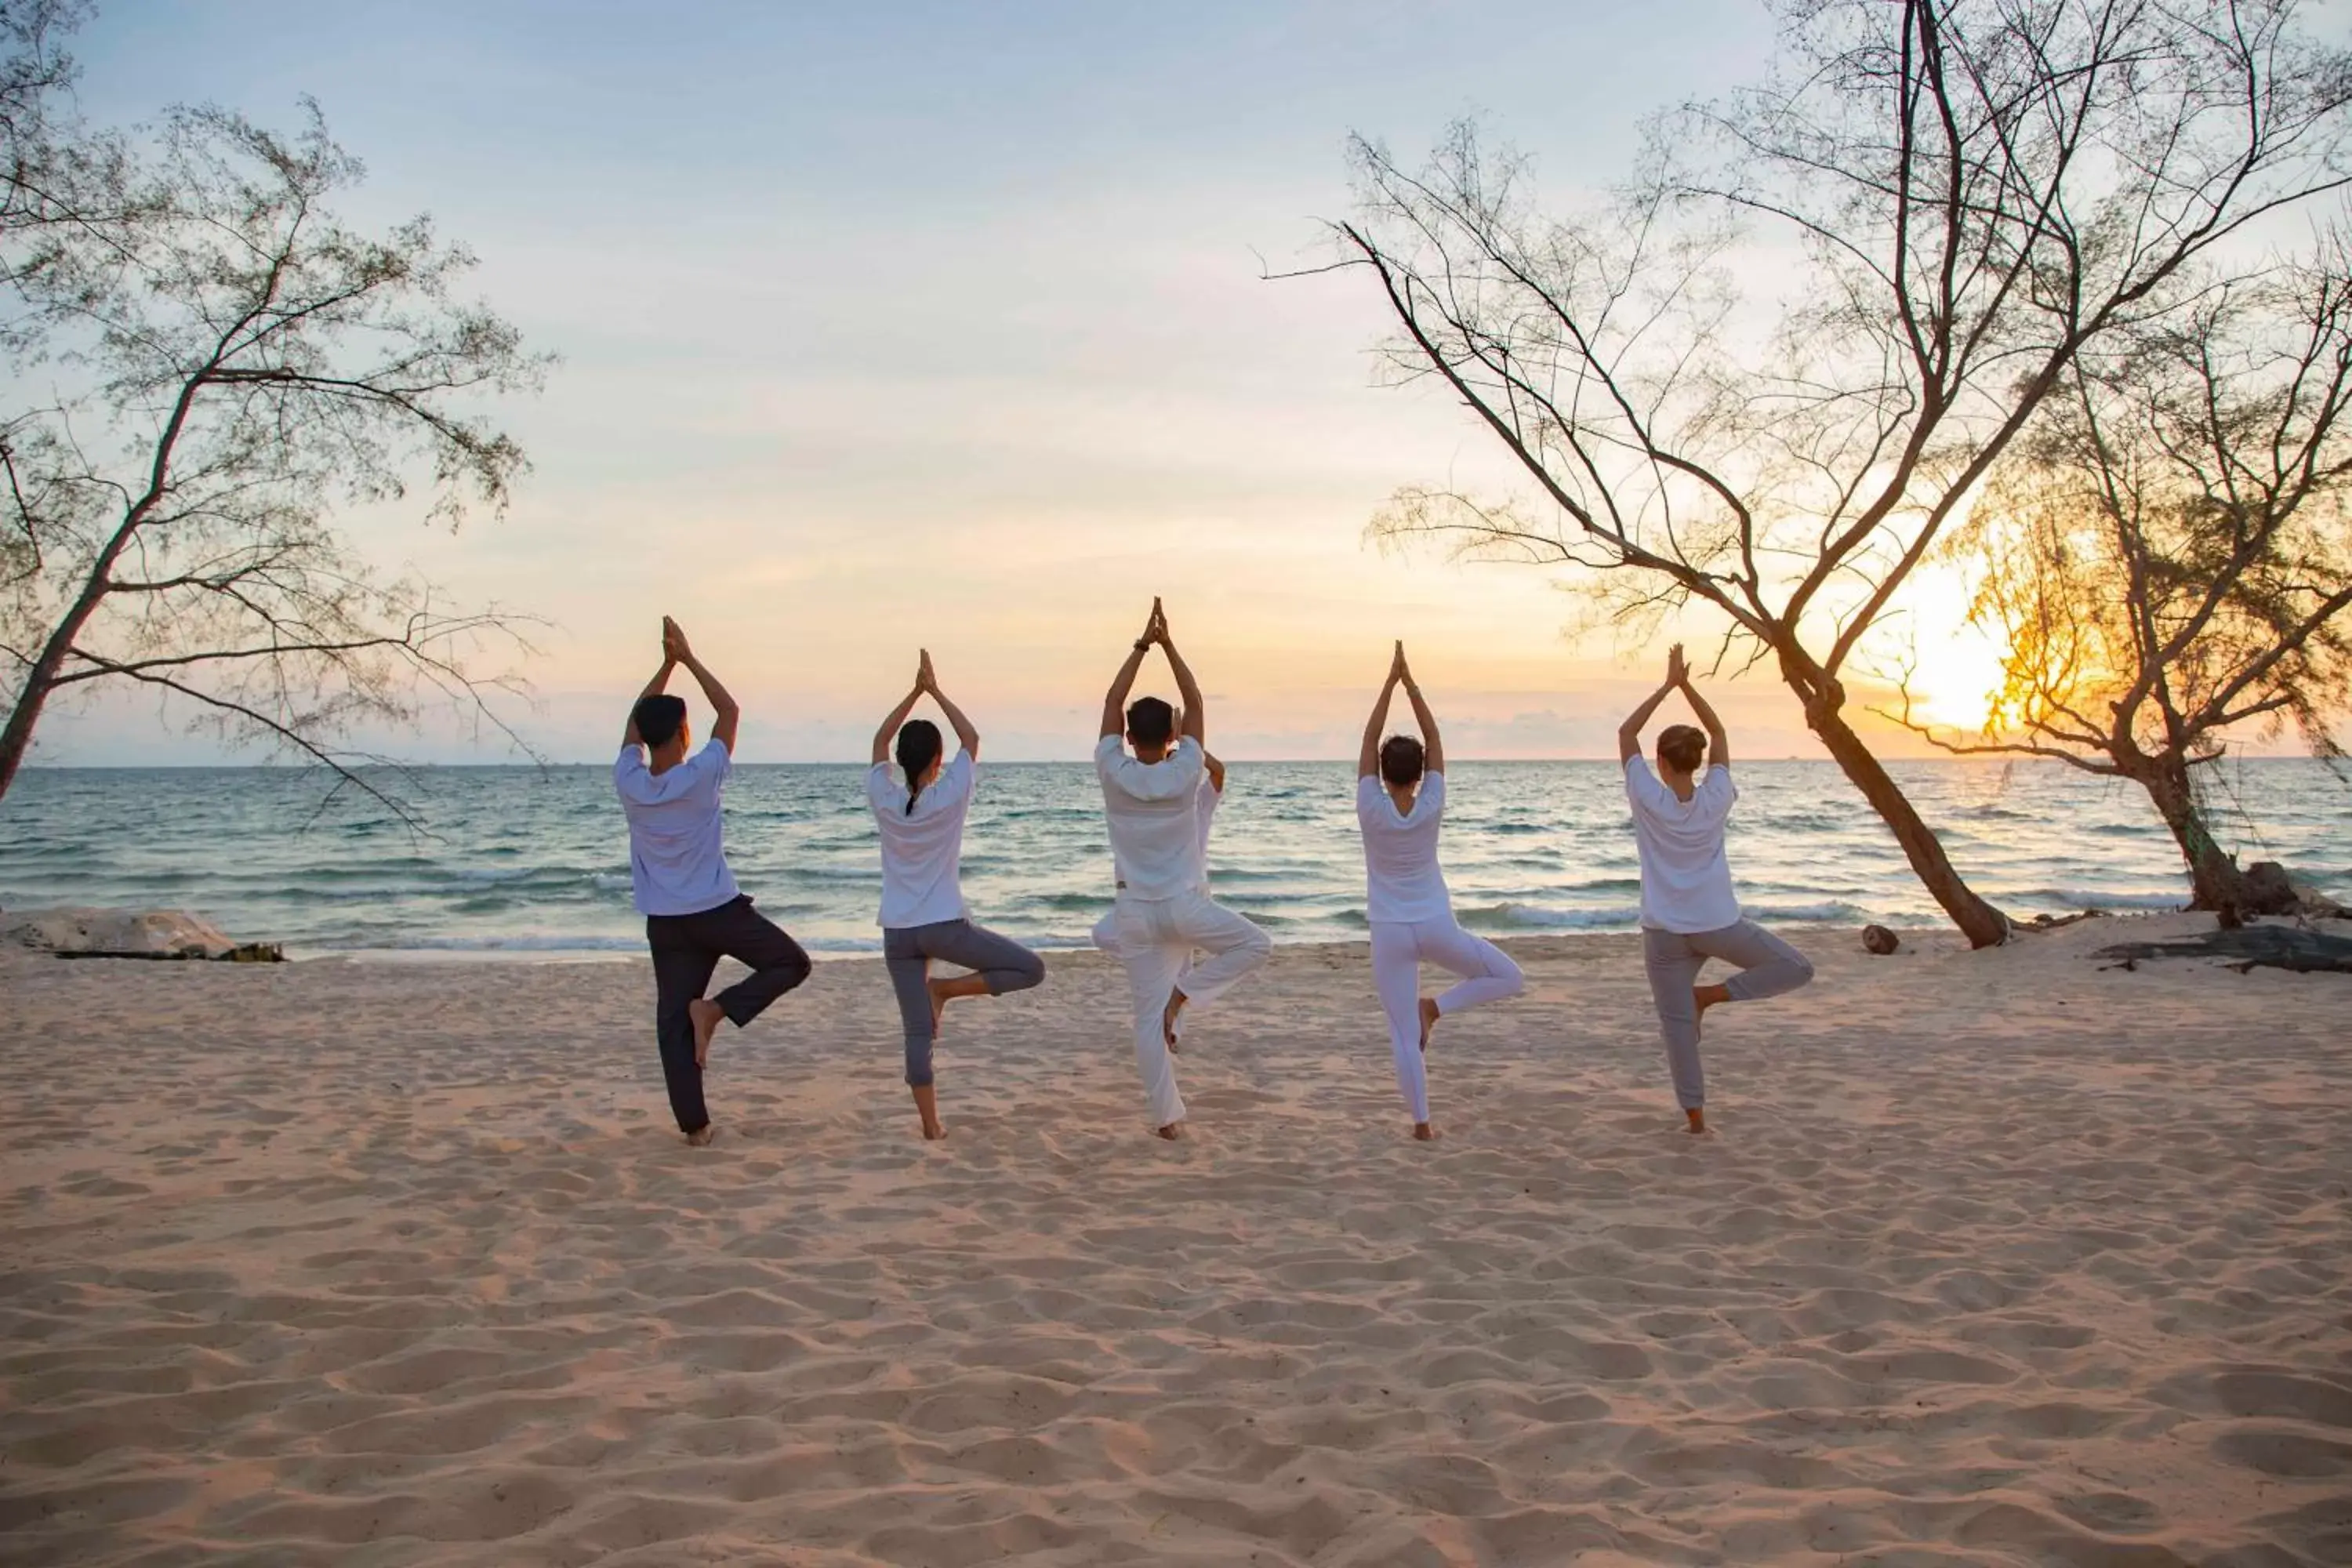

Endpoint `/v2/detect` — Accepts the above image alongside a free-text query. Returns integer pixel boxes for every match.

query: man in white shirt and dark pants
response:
[615,619,811,1145]
[1096,600,1269,1138]
[1619,644,1814,1134]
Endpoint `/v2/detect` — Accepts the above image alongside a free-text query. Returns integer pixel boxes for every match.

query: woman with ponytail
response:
[1356,641,1523,1141]
[868,651,1045,1139]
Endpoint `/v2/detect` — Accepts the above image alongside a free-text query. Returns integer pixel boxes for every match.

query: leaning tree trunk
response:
[2132,754,2263,914]
[1805,693,2013,949]
[0,539,119,804]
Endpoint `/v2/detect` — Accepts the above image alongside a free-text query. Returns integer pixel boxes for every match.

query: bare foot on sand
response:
[1156,1121,1185,1141]
[684,1123,720,1147]
[1413,1120,1439,1141]
[1693,983,1730,1037]
[689,997,725,1066]
[1418,996,1440,1052]
[1685,1107,1708,1135]
[913,1083,946,1142]
[1162,989,1188,1051]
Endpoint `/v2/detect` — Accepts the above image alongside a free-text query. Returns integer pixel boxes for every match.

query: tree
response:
[0,4,547,814]
[1326,0,2352,946]
[1903,257,2352,913]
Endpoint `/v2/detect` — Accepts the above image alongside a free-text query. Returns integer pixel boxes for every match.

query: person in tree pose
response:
[1091,748,1225,1047]
[1618,644,1814,1134]
[1094,599,1270,1138]
[867,650,1046,1141]
[1356,641,1525,1140]
[615,618,811,1145]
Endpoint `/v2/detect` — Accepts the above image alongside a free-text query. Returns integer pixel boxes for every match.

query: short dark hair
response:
[1657,724,1708,773]
[1378,734,1425,787]
[1126,696,1175,747]
[633,695,688,750]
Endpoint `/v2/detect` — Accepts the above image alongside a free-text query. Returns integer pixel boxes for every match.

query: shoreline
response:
[5,918,2078,968]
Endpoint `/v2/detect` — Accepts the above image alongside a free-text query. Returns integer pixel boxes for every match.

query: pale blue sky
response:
[36,1,1930,765]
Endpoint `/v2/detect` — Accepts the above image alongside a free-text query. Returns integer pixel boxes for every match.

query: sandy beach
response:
[2,914,2347,1565]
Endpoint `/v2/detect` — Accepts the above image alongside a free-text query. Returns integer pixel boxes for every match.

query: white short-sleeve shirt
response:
[1095,735,1207,901]
[1356,772,1452,924]
[1624,757,1740,933]
[614,742,740,916]
[866,750,976,930]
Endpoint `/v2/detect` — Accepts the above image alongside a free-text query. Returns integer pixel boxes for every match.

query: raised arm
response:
[920,650,981,761]
[1397,645,1442,775]
[1100,604,1156,739]
[623,637,677,747]
[1203,750,1226,793]
[1359,642,1402,777]
[1156,600,1206,746]
[1678,662,1730,769]
[1617,644,1686,764]
[665,617,740,753]
[871,655,927,766]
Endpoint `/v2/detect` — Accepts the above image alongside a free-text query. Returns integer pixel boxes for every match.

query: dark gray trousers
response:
[884,918,1046,1086]
[647,895,811,1132]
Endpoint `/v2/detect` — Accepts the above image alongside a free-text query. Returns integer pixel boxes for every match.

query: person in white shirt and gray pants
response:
[1619,644,1814,1134]
[1095,599,1270,1138]
[1356,642,1524,1141]
[866,650,1045,1142]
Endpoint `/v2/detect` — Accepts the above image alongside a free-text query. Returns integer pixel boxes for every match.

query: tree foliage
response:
[1913,255,2352,908]
[0,2,548,814]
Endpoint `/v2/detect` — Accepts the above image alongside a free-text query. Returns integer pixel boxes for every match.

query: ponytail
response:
[894,719,944,816]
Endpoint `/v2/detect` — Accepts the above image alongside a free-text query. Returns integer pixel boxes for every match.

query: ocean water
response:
[2,760,2345,958]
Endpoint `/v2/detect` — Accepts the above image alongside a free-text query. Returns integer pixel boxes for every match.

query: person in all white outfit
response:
[1095,599,1270,1138]
[1356,641,1524,1141]
[1090,749,1225,1034]
[868,650,1045,1142]
[1619,644,1815,1134]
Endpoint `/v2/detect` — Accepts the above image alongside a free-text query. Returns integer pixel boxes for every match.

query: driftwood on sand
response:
[2096,923,2352,975]
[1,908,284,962]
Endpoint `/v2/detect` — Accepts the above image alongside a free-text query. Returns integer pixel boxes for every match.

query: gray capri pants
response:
[1642,920,1815,1109]
[884,918,1046,1087]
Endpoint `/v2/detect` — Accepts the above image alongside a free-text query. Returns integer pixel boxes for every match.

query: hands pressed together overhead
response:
[1387,639,1417,690]
[1136,597,1172,650]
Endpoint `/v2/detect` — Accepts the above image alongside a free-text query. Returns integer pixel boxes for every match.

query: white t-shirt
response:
[614,742,740,916]
[1356,771,1451,924]
[1624,757,1740,933]
[1095,734,1207,901]
[866,750,976,929]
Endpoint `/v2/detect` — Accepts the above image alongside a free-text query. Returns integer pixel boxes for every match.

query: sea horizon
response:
[5,757,2344,961]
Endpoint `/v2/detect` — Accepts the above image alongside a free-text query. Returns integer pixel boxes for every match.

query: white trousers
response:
[1368,918,1525,1123]
[1112,890,1271,1128]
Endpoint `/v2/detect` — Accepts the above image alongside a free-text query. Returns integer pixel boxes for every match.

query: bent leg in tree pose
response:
[1357,641,1523,1139]
[617,618,811,1145]
[1094,600,1269,1138]
[1619,644,1813,1134]
[867,650,1045,1139]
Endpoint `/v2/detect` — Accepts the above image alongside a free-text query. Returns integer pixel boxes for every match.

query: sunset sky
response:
[33,0,2018,765]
